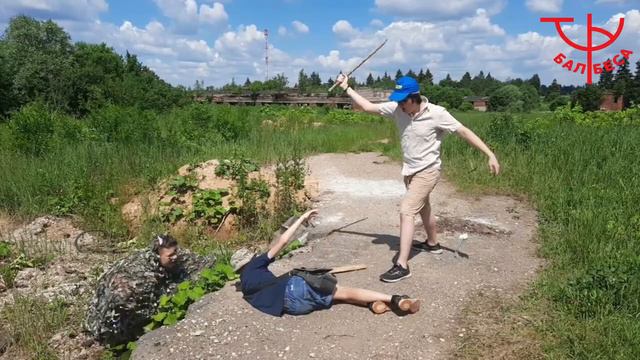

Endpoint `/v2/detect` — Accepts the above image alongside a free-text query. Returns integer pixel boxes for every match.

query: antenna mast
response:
[264,29,269,81]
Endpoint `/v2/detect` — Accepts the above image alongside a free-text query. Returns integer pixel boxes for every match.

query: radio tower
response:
[264,29,269,81]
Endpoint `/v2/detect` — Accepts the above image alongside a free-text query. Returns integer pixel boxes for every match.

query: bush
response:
[87,104,159,144]
[489,85,522,112]
[458,102,474,112]
[8,102,56,156]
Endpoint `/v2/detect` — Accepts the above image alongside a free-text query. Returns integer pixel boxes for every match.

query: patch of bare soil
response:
[0,217,117,359]
[121,159,316,240]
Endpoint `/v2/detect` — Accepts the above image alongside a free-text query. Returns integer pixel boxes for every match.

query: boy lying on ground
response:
[232,209,420,316]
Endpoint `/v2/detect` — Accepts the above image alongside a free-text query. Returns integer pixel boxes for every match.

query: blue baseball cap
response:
[389,76,420,102]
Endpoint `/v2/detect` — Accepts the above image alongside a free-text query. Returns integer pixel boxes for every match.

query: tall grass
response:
[444,111,640,359]
[0,104,396,235]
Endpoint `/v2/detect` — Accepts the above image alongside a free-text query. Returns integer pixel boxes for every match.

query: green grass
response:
[0,104,397,236]
[443,111,640,359]
[4,103,639,358]
[2,296,70,359]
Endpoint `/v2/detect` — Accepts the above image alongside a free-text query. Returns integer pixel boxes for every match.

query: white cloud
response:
[370,19,385,28]
[332,20,359,38]
[291,20,309,34]
[200,2,228,24]
[316,50,362,71]
[374,0,506,19]
[0,0,108,21]
[153,0,228,32]
[526,0,564,13]
[458,9,505,36]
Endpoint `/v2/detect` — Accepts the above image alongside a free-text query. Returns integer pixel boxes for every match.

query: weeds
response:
[444,109,640,358]
[2,296,69,359]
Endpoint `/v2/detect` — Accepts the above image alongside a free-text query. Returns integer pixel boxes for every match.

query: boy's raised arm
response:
[267,209,318,259]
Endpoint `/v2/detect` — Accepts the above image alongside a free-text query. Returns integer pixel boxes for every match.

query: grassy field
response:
[445,110,640,359]
[1,103,639,358]
[0,104,398,236]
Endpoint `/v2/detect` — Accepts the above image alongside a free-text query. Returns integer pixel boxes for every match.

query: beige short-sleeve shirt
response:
[379,97,462,176]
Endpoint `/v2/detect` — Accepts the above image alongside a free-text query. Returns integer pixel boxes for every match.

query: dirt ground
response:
[133,152,542,360]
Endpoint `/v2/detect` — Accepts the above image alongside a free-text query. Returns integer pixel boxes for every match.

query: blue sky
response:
[1,0,640,87]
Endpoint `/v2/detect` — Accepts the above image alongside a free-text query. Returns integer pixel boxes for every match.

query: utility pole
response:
[264,29,269,81]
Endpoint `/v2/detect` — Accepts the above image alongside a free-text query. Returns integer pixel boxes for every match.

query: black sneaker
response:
[412,242,443,254]
[380,263,411,283]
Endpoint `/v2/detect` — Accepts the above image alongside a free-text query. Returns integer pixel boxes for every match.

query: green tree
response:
[297,69,309,93]
[572,85,603,112]
[2,15,74,111]
[459,72,472,89]
[519,84,540,112]
[545,79,567,111]
[527,74,541,93]
[424,69,433,86]
[489,85,522,111]
[598,61,615,90]
[614,59,633,108]
[366,73,374,86]
[0,41,16,117]
[309,71,322,87]
[632,60,640,105]
[69,42,125,115]
[439,74,456,87]
[395,69,404,80]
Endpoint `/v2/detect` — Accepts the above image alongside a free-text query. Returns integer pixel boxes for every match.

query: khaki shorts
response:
[400,167,441,216]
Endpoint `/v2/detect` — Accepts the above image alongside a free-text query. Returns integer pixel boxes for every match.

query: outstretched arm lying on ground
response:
[267,209,318,259]
[455,126,501,175]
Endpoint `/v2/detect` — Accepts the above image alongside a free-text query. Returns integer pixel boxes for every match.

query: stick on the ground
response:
[327,217,368,236]
[329,264,367,274]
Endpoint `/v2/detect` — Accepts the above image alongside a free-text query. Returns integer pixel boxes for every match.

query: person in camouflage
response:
[84,234,216,345]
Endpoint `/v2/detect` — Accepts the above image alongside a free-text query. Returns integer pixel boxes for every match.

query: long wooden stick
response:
[329,264,367,274]
[328,39,388,92]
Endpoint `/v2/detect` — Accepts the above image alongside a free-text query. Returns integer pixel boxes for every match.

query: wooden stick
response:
[328,39,388,92]
[329,264,367,274]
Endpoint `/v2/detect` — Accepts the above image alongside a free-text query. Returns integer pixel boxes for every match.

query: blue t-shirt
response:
[240,253,290,317]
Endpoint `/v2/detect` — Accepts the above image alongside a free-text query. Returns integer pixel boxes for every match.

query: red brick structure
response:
[463,96,489,112]
[600,92,623,111]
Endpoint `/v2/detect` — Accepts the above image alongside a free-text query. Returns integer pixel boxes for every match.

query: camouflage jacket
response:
[84,247,215,346]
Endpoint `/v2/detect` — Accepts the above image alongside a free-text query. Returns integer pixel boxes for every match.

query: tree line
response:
[0,16,187,119]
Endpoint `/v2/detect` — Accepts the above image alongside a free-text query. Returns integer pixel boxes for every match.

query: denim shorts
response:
[283,275,333,315]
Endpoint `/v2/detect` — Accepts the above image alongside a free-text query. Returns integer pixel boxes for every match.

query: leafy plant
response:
[144,262,238,332]
[0,241,12,259]
[160,206,184,224]
[275,156,306,220]
[168,174,198,195]
[188,189,233,226]
[215,158,259,180]
[278,239,302,258]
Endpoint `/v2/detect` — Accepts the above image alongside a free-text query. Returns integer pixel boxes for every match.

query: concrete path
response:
[133,153,540,360]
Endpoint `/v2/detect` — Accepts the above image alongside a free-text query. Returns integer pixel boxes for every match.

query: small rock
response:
[190,330,205,336]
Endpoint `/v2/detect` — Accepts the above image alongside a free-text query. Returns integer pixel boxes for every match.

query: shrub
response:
[458,101,474,112]
[8,102,56,156]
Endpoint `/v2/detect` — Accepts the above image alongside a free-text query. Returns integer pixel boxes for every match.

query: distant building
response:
[600,92,623,111]
[351,87,392,111]
[463,96,490,112]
